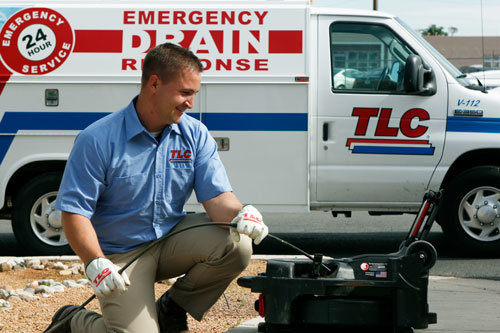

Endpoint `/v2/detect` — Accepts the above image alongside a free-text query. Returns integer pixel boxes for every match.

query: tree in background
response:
[421,24,448,36]
[448,26,458,36]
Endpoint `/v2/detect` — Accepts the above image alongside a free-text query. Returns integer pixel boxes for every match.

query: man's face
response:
[153,67,201,125]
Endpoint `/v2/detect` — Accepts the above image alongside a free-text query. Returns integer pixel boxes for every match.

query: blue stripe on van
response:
[0,111,306,164]
[202,113,308,131]
[0,112,108,132]
[352,146,435,155]
[0,112,109,165]
[447,117,500,133]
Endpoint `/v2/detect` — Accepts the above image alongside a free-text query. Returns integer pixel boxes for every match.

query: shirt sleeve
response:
[193,122,232,203]
[55,131,106,218]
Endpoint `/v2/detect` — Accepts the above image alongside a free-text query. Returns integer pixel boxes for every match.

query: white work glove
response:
[231,205,269,245]
[85,257,131,297]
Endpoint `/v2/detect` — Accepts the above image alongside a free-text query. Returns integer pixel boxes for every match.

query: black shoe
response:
[156,291,189,333]
[43,305,80,333]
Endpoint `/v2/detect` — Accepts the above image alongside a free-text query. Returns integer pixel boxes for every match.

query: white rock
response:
[27,259,41,267]
[53,262,68,270]
[31,265,45,270]
[77,279,91,286]
[0,262,12,272]
[26,281,39,289]
[62,280,82,288]
[35,285,53,294]
[17,291,39,301]
[52,285,65,293]
[69,263,83,270]
[0,289,9,300]
[24,287,35,294]
[7,260,17,267]
[38,279,55,286]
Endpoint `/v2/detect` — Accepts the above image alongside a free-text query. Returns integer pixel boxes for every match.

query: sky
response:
[314,0,500,36]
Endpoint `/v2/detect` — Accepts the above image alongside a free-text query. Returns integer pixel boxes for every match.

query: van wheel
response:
[12,173,71,255]
[441,166,500,256]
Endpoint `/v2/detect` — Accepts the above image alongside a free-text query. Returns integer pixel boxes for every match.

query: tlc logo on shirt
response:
[169,150,192,162]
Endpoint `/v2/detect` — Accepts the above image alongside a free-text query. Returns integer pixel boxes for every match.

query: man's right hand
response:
[85,257,130,297]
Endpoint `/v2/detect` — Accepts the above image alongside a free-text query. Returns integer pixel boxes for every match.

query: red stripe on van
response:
[268,30,303,54]
[74,30,123,53]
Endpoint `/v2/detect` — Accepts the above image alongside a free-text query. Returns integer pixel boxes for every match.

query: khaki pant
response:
[71,214,253,333]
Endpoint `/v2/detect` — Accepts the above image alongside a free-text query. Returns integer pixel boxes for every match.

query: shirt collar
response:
[169,123,182,136]
[125,96,182,141]
[124,96,145,141]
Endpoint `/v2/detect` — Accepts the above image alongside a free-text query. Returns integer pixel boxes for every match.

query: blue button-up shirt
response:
[55,97,232,254]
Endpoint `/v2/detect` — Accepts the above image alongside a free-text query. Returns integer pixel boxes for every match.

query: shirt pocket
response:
[165,164,195,204]
[102,173,150,209]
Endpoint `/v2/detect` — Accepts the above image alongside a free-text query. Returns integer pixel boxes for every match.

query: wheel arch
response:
[440,148,500,190]
[7,160,66,212]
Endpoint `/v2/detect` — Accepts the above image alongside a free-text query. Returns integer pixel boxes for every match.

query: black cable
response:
[267,234,332,273]
[45,222,328,332]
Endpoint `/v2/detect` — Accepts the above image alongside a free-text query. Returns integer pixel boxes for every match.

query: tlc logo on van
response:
[346,107,435,156]
[169,150,192,162]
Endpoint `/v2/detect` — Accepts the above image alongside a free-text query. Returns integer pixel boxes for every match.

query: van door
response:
[315,16,447,208]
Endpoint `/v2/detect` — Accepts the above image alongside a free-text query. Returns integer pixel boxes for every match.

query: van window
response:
[330,22,413,93]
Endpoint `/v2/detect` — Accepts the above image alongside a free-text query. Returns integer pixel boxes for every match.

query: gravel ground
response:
[0,260,266,332]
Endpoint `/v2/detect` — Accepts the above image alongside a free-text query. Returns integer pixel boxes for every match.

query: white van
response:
[1,0,499,255]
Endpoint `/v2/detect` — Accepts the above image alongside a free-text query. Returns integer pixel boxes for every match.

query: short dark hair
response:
[141,43,203,86]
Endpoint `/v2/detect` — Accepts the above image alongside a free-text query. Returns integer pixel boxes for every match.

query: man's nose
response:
[185,96,194,109]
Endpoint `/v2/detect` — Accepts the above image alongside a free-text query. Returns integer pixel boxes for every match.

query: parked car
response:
[333,68,365,89]
[459,64,496,74]
[470,70,500,90]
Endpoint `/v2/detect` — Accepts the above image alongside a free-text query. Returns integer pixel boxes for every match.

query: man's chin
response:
[173,113,184,123]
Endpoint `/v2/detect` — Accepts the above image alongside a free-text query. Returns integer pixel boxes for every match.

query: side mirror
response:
[404,54,436,95]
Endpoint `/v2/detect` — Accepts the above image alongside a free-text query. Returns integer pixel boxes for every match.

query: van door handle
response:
[322,123,328,141]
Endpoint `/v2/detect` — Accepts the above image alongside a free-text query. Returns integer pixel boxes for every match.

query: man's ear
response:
[148,74,161,92]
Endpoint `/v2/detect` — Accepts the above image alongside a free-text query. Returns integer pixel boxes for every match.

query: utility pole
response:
[373,0,378,10]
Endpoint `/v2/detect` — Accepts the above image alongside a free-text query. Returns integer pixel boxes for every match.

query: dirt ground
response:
[0,260,267,332]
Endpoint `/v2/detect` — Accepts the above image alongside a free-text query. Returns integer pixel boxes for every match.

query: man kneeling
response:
[45,43,268,333]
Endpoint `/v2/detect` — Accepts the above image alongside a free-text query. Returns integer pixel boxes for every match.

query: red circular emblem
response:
[0,7,74,75]
[360,263,370,271]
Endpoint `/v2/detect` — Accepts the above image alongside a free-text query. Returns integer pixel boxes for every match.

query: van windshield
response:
[395,17,477,88]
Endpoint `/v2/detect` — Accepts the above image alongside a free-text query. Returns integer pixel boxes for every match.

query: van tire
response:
[12,172,72,255]
[441,166,500,256]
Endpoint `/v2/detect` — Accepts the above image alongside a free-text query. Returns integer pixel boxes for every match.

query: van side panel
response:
[185,82,309,212]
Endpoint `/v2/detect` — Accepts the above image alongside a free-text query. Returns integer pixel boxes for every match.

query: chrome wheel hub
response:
[31,191,67,246]
[458,187,500,242]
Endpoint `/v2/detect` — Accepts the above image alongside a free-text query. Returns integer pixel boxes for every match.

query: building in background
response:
[424,36,500,72]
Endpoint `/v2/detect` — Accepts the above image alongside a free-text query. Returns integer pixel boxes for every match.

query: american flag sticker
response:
[375,271,387,278]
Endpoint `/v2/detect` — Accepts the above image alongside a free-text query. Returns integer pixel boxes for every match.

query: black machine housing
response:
[238,191,441,333]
